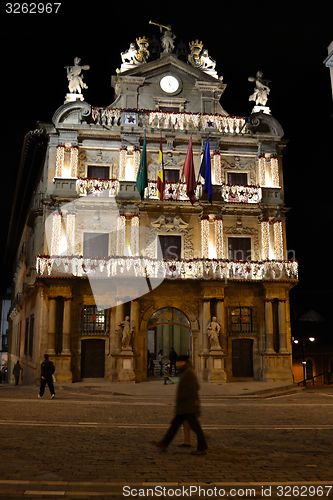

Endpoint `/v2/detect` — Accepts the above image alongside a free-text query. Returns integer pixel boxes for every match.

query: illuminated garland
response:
[213,153,223,185]
[55,146,65,177]
[270,157,280,187]
[261,221,270,260]
[215,218,224,258]
[70,147,79,177]
[273,221,284,260]
[201,218,209,258]
[116,215,126,255]
[119,148,127,180]
[65,213,76,255]
[50,212,62,255]
[130,216,140,256]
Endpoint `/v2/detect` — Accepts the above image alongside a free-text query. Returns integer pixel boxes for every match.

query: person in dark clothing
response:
[168,347,178,375]
[38,354,55,399]
[153,355,207,455]
[12,360,23,385]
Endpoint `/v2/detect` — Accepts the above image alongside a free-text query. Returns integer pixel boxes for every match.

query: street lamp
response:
[293,336,315,385]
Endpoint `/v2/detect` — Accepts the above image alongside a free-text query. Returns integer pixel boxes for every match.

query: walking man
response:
[38,354,55,399]
[153,355,207,455]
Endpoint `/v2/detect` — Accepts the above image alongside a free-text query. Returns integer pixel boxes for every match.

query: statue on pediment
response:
[120,36,150,67]
[149,20,175,54]
[248,71,270,107]
[188,41,218,79]
[65,57,90,94]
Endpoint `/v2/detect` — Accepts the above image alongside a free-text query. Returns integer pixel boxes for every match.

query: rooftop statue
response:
[188,40,218,79]
[65,57,90,95]
[248,71,270,107]
[149,20,175,54]
[119,36,150,72]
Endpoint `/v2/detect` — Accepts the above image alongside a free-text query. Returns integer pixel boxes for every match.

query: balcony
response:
[221,185,262,204]
[36,256,298,282]
[90,108,247,134]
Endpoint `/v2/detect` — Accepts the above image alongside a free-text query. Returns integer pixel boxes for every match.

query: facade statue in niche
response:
[65,57,90,94]
[248,71,270,106]
[119,316,133,349]
[207,316,222,350]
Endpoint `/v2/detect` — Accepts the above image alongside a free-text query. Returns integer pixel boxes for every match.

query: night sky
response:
[1,2,332,320]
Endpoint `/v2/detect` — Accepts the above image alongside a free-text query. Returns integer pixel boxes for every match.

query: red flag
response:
[182,137,197,204]
[157,140,164,200]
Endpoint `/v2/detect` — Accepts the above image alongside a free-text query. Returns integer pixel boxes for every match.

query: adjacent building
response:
[8,28,298,384]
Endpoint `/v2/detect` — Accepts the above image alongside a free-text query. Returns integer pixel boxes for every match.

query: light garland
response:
[261,221,270,260]
[36,255,298,281]
[273,221,284,260]
[215,218,224,258]
[130,216,140,256]
[133,149,140,180]
[116,215,126,255]
[213,153,223,185]
[50,212,62,255]
[258,156,266,186]
[65,212,76,255]
[70,147,79,177]
[119,148,127,180]
[270,157,280,187]
[55,146,65,177]
[201,218,209,258]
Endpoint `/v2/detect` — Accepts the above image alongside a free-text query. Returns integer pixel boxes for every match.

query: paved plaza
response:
[0,381,333,499]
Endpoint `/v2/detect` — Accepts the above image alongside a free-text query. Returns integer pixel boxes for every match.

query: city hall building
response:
[8,27,298,384]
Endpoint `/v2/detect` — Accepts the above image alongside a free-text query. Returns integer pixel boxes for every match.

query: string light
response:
[130,216,140,256]
[66,212,76,255]
[258,156,266,186]
[201,218,209,258]
[261,221,270,259]
[119,148,127,180]
[273,220,284,260]
[270,157,280,187]
[50,212,62,255]
[55,146,65,177]
[116,215,126,255]
[70,147,78,177]
[215,218,224,258]
[213,153,223,185]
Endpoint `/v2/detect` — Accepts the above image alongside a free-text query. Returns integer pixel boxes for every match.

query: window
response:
[81,306,107,335]
[228,237,251,261]
[230,307,254,334]
[227,172,248,185]
[158,235,181,260]
[87,166,110,179]
[83,233,109,258]
[164,169,180,183]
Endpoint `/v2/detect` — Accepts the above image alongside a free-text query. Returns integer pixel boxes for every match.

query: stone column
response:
[47,298,57,354]
[62,298,72,355]
[265,299,274,353]
[278,300,288,353]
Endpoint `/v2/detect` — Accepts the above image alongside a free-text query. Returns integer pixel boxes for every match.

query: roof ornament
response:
[188,40,219,79]
[248,71,271,114]
[149,20,175,55]
[119,36,150,73]
[65,57,90,102]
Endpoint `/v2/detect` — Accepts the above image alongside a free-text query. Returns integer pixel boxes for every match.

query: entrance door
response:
[81,339,105,378]
[232,339,254,377]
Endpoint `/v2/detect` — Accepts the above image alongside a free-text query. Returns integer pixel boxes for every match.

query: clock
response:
[160,75,180,94]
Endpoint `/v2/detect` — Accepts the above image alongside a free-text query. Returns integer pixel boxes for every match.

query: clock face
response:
[160,75,180,94]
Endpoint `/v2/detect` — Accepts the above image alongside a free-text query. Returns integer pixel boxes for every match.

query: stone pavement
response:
[0,381,333,499]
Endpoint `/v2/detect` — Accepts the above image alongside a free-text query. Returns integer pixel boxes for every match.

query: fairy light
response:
[258,156,266,186]
[116,215,126,255]
[273,220,284,260]
[130,216,140,256]
[119,148,127,180]
[133,149,140,180]
[213,153,222,185]
[215,218,224,258]
[50,212,62,255]
[201,218,209,258]
[70,147,79,177]
[55,146,65,177]
[66,212,76,255]
[270,157,280,187]
[261,221,270,260]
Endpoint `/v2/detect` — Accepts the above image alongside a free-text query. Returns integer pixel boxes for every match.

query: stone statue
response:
[188,41,218,78]
[65,57,90,94]
[207,316,222,350]
[248,71,270,107]
[121,42,137,64]
[119,316,133,349]
[149,20,175,54]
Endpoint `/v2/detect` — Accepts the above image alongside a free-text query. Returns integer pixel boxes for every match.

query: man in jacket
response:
[153,355,207,455]
[38,354,55,399]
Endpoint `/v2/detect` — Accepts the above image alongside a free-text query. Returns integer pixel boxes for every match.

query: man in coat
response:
[38,354,55,399]
[153,355,207,455]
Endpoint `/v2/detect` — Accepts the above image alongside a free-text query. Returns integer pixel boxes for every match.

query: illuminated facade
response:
[8,31,297,383]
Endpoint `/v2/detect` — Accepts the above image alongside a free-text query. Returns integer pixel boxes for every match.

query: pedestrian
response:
[38,354,55,399]
[168,347,178,375]
[12,360,23,385]
[152,355,207,455]
[157,349,164,377]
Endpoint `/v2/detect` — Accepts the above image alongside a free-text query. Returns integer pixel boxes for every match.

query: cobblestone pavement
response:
[0,382,333,499]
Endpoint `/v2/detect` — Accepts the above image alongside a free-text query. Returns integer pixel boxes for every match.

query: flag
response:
[199,138,213,203]
[157,140,164,200]
[136,134,148,200]
[182,137,197,205]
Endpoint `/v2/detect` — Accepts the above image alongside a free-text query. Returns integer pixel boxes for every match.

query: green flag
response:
[136,135,148,200]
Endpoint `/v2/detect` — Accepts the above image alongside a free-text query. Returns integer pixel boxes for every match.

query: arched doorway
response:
[147,307,191,377]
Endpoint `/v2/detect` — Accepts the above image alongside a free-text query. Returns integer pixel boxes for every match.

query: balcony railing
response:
[90,108,247,134]
[221,185,262,203]
[36,256,298,282]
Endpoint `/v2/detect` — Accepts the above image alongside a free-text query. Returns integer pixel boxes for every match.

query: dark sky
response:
[1,2,332,317]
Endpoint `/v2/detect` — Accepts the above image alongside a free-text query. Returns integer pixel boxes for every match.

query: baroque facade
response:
[8,28,298,384]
